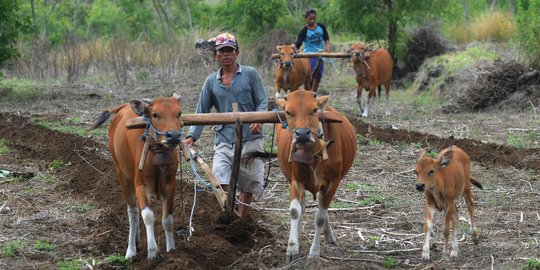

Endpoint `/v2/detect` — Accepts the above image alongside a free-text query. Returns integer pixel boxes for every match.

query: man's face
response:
[216,47,238,66]
[305,14,316,27]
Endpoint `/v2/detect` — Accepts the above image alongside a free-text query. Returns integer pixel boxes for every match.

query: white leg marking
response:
[162,213,175,252]
[308,207,327,261]
[141,207,159,260]
[451,214,459,257]
[125,204,139,259]
[362,95,374,117]
[286,199,302,263]
[422,206,435,261]
[385,93,391,116]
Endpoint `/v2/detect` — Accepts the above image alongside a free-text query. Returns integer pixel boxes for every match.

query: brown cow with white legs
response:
[243,90,357,263]
[415,145,483,261]
[274,44,312,101]
[349,43,393,117]
[90,92,183,261]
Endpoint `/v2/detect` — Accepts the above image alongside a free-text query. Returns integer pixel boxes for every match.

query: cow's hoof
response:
[148,251,163,261]
[285,253,300,264]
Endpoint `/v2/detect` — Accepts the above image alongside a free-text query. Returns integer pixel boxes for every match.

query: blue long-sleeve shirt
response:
[187,64,268,144]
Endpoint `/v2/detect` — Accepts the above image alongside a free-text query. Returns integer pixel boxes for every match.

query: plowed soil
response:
[0,76,539,270]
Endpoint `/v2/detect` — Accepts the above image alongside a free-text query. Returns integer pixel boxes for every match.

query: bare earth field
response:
[0,71,539,270]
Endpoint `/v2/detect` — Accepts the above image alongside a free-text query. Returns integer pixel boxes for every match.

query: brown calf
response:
[349,43,393,117]
[276,90,357,263]
[415,145,483,260]
[274,44,312,101]
[90,92,183,261]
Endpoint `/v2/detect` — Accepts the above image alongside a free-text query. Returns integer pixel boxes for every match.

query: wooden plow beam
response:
[125,109,343,215]
[271,52,350,59]
[126,110,343,129]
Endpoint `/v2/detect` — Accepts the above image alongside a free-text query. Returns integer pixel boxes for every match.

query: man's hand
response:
[250,123,262,134]
[183,136,194,147]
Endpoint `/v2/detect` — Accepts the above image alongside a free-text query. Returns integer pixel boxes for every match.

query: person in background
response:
[295,8,331,93]
[184,32,268,220]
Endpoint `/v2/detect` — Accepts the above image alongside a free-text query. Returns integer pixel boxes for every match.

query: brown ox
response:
[276,90,356,262]
[274,44,312,101]
[349,43,393,117]
[90,92,183,261]
[415,145,483,260]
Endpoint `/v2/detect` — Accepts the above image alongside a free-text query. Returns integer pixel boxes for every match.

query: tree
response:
[516,0,540,68]
[0,0,29,78]
[333,0,446,61]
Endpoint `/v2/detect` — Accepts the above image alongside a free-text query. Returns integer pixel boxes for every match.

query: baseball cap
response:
[215,32,238,50]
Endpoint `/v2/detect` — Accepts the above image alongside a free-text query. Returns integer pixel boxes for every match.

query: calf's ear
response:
[439,150,454,168]
[129,99,147,117]
[172,91,182,103]
[276,98,286,108]
[418,149,428,160]
[317,95,329,108]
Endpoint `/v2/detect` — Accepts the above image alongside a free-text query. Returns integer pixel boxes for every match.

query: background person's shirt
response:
[295,23,329,53]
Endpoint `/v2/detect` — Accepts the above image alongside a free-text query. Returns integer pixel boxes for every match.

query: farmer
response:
[295,8,331,93]
[184,32,268,219]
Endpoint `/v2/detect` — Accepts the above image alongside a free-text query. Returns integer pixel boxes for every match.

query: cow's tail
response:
[241,151,277,166]
[89,104,128,130]
[470,176,483,190]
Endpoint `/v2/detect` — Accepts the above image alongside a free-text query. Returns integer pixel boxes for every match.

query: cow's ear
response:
[172,91,182,103]
[418,149,428,160]
[276,45,281,52]
[276,98,286,108]
[364,52,371,59]
[129,99,147,116]
[439,150,454,168]
[317,95,329,108]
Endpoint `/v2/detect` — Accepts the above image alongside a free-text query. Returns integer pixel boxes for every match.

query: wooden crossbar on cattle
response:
[244,90,356,262]
[415,145,483,261]
[349,43,393,117]
[90,92,183,261]
[274,44,312,101]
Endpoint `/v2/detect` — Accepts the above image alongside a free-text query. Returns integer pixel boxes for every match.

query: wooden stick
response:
[138,139,150,171]
[271,52,350,59]
[189,148,227,211]
[126,111,343,129]
[228,103,242,215]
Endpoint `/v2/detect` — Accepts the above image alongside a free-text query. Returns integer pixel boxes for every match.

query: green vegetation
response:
[330,200,357,209]
[360,194,386,206]
[516,0,540,69]
[105,254,132,268]
[0,79,39,100]
[34,240,56,252]
[0,138,10,155]
[507,131,539,149]
[382,256,398,268]
[48,158,65,171]
[523,258,540,270]
[58,259,83,270]
[1,238,24,257]
[32,118,105,136]
[343,182,362,191]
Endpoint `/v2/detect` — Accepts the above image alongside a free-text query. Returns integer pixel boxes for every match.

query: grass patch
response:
[71,203,93,213]
[506,131,539,149]
[31,118,106,136]
[48,158,65,171]
[0,138,10,155]
[330,201,357,209]
[523,258,540,270]
[343,182,362,191]
[34,240,56,252]
[0,78,40,100]
[360,194,386,206]
[58,258,83,270]
[1,238,25,257]
[105,254,132,268]
[382,256,398,268]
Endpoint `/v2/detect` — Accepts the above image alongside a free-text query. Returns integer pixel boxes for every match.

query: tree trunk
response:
[461,0,469,22]
[182,0,193,32]
[508,0,515,14]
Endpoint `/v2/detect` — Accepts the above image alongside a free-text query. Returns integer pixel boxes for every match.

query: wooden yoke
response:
[271,52,350,59]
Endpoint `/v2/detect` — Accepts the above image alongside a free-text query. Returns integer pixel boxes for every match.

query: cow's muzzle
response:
[162,130,183,146]
[283,61,293,70]
[293,128,315,148]
[415,183,425,192]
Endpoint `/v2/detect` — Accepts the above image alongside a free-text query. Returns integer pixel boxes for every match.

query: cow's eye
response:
[311,108,317,115]
[152,113,158,118]
[177,112,181,118]
[285,111,291,116]
[428,170,434,176]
